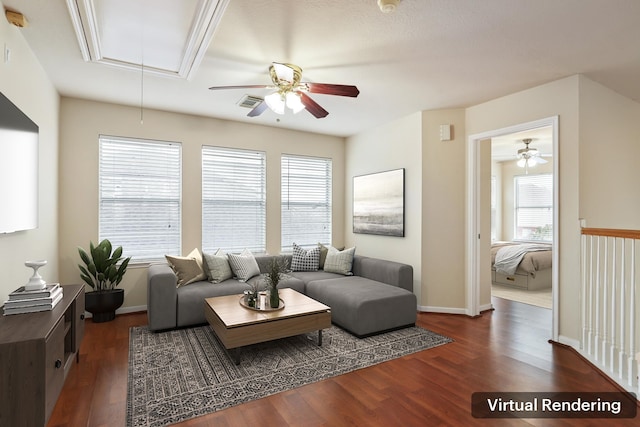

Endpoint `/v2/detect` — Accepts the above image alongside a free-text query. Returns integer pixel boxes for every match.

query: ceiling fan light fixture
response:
[378,0,401,13]
[286,92,305,114]
[517,158,527,168]
[265,92,285,115]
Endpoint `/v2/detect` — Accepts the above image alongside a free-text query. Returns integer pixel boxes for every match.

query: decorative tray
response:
[239,295,285,312]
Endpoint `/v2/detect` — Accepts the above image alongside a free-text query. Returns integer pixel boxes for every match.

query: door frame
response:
[466,116,559,340]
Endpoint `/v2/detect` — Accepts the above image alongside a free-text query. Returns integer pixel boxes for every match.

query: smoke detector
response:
[378,0,401,13]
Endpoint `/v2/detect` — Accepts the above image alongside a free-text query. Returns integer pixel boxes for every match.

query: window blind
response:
[202,146,266,253]
[514,173,553,242]
[281,155,332,252]
[99,136,181,262]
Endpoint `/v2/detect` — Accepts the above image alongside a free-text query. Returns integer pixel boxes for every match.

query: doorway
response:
[466,117,559,341]
[490,126,553,309]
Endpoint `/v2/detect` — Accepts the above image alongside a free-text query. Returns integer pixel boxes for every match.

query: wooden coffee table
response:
[204,288,331,364]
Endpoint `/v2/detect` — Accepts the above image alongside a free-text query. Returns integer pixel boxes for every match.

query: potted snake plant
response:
[78,239,131,322]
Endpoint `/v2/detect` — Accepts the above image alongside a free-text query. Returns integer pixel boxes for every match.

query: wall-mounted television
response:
[0,92,39,233]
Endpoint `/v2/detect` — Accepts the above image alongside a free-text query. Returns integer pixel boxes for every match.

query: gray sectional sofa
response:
[147,254,417,337]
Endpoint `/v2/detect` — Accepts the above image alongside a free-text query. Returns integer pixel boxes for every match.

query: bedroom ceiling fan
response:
[208,62,360,118]
[517,138,548,170]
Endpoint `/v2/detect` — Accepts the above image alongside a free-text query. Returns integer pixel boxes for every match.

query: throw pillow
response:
[291,243,320,272]
[323,246,356,275]
[227,248,261,282]
[165,248,207,287]
[203,249,233,284]
[318,243,344,269]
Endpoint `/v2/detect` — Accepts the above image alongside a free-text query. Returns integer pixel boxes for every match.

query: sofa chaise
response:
[147,253,417,337]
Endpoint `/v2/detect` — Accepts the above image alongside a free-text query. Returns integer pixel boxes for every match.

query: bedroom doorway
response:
[490,127,553,310]
[466,117,559,341]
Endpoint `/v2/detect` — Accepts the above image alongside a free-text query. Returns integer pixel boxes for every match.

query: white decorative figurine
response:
[24,260,47,291]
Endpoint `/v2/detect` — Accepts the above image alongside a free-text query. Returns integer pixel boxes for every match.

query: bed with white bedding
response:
[491,241,553,290]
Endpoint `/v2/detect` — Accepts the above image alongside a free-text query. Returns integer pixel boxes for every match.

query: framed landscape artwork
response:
[353,168,405,237]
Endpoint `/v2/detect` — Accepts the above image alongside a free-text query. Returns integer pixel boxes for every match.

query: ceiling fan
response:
[208,62,360,118]
[516,138,548,168]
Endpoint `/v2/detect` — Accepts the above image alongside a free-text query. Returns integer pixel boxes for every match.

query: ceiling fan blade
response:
[535,156,548,164]
[247,101,269,117]
[304,83,360,97]
[209,84,271,91]
[299,92,329,118]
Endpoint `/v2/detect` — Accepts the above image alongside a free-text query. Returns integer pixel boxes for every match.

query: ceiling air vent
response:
[237,95,263,109]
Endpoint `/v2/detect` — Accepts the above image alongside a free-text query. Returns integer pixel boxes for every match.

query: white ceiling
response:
[5,0,640,137]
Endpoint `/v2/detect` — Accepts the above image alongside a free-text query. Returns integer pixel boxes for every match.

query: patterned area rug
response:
[127,324,452,426]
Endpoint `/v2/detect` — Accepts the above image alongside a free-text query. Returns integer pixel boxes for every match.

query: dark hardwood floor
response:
[48,297,639,426]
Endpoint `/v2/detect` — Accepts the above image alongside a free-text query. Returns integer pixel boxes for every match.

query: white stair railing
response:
[581,228,639,395]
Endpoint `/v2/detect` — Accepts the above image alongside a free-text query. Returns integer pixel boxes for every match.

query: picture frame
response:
[353,168,405,237]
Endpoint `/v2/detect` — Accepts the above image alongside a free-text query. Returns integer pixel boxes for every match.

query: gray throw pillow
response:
[323,246,356,275]
[203,249,233,283]
[227,248,261,282]
[291,243,320,272]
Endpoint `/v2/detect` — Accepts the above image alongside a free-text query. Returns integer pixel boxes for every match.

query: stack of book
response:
[2,283,63,315]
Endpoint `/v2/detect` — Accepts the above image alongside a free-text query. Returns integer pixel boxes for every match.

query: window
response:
[202,146,266,253]
[514,173,553,242]
[281,155,332,252]
[99,136,181,262]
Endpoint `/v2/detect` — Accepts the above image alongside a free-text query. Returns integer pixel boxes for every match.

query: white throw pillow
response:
[227,248,261,282]
[165,248,207,287]
[323,246,356,275]
[203,249,233,283]
[291,243,320,272]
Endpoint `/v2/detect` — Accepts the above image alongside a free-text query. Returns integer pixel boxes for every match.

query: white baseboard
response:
[558,334,580,348]
[418,305,468,315]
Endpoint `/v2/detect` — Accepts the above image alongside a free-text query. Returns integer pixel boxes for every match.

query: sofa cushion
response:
[176,279,249,327]
[323,246,355,275]
[228,249,261,282]
[203,249,233,283]
[289,270,345,284]
[305,276,417,337]
[291,243,320,271]
[165,248,207,287]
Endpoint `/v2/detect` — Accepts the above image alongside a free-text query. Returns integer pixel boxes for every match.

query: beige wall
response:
[578,77,640,229]
[345,113,423,304]
[421,109,467,310]
[0,11,59,303]
[58,98,345,309]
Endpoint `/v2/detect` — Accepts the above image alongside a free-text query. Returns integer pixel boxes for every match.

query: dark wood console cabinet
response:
[0,284,85,426]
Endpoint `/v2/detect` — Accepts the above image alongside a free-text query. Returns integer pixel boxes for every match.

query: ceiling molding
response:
[65,0,230,79]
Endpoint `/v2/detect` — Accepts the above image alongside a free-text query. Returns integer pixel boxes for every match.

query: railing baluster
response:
[602,236,609,364]
[620,240,626,379]
[595,236,601,361]
[610,238,616,371]
[581,233,588,348]
[581,228,640,395]
[628,241,636,387]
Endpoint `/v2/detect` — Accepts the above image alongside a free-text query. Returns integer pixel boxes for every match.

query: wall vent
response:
[237,95,263,109]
